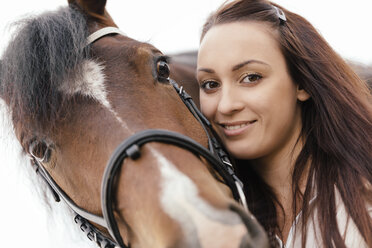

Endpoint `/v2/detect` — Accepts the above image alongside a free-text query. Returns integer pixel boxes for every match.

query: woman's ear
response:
[296,85,310,102]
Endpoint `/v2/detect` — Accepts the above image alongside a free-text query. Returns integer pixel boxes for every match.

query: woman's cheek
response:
[200,95,216,119]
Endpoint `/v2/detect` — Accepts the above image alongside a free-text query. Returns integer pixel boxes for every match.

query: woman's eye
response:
[200,81,220,90]
[241,74,262,84]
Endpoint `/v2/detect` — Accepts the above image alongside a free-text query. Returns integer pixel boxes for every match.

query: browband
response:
[86,27,126,45]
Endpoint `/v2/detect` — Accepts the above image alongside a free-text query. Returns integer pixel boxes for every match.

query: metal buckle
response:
[222,160,234,169]
[29,141,50,163]
[235,181,248,212]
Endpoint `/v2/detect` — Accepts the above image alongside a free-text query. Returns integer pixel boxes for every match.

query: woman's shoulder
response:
[288,187,371,248]
[334,187,371,248]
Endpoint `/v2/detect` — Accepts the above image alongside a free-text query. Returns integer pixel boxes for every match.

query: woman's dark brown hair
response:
[200,0,372,247]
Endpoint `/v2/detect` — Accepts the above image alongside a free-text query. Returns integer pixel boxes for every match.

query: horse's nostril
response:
[229,203,270,248]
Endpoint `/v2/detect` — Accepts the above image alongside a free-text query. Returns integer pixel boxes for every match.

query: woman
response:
[196,0,372,247]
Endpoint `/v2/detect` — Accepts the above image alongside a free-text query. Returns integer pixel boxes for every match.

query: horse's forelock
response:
[1,6,89,137]
[59,59,110,108]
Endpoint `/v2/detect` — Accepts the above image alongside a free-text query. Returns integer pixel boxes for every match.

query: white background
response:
[0,1,371,248]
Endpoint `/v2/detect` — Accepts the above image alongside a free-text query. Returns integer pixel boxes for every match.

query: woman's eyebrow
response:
[197,59,269,74]
[232,59,269,71]
[197,68,215,73]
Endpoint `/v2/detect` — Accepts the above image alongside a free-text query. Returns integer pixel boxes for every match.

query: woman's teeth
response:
[224,123,248,130]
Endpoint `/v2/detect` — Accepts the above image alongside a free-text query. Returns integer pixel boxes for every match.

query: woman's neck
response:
[250,140,302,197]
[249,134,308,243]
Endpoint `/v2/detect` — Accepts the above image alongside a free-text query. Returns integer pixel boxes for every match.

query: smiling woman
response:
[198,22,310,160]
[196,0,372,247]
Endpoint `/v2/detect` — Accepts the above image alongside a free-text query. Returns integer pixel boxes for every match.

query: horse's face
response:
[0,1,268,247]
[53,35,244,247]
[52,38,225,247]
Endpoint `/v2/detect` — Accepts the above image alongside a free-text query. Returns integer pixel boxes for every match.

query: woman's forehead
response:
[197,21,283,70]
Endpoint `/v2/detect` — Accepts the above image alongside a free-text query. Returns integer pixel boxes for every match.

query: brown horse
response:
[0,1,268,248]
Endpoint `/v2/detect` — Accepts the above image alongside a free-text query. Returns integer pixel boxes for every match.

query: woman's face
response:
[197,21,309,161]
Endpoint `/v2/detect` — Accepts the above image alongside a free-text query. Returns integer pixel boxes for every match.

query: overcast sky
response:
[0,1,371,248]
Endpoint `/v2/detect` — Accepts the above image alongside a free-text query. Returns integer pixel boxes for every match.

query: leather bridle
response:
[29,27,248,248]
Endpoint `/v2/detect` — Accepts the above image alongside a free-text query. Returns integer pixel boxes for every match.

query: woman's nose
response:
[217,85,245,115]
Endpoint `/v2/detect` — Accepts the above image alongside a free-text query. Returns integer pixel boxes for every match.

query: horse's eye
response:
[156,60,170,82]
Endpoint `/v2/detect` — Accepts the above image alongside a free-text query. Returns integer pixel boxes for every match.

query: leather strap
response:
[101,129,242,247]
[86,27,126,46]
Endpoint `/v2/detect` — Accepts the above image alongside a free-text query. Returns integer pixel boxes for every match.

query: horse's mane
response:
[0,6,89,137]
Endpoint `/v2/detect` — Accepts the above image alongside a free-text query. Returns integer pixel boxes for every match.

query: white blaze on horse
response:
[0,0,269,247]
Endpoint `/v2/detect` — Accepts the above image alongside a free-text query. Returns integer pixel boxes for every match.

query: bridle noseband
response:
[30,27,248,248]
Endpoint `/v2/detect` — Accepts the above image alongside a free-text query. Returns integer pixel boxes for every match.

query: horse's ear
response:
[68,0,106,15]
[68,0,117,27]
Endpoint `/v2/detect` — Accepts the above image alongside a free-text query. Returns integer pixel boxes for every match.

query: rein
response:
[30,27,247,248]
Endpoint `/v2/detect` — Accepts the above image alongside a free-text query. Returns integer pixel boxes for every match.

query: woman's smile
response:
[219,120,257,137]
[195,0,372,246]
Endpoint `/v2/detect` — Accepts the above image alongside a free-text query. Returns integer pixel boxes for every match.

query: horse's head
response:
[0,1,268,247]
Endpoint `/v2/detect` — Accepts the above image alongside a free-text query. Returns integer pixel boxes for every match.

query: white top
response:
[276,188,372,248]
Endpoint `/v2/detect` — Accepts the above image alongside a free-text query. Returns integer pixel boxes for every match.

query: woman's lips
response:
[219,120,256,136]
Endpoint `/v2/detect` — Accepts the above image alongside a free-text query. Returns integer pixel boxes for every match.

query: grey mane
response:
[0,5,89,134]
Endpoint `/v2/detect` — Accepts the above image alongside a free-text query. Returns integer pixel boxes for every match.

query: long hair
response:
[200,0,372,247]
